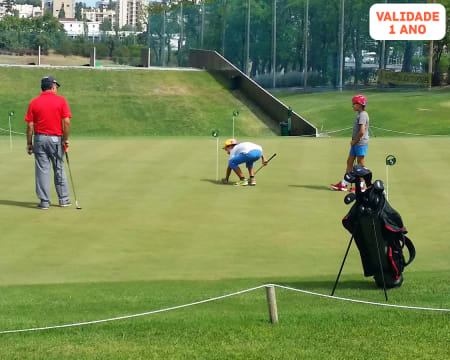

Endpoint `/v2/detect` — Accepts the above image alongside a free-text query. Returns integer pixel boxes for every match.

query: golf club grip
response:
[267,153,277,163]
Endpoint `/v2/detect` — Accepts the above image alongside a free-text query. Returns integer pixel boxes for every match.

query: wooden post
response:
[265,285,278,324]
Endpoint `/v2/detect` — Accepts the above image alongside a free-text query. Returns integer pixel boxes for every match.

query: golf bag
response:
[341,166,416,289]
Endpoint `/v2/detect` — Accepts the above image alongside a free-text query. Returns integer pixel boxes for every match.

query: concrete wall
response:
[189,49,317,137]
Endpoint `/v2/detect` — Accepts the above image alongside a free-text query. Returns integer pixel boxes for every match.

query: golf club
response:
[254,153,277,175]
[64,150,82,210]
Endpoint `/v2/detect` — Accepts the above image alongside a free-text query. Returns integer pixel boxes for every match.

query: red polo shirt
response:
[24,91,72,136]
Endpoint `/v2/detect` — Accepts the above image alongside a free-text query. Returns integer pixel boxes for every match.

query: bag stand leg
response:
[372,219,389,302]
[331,234,354,296]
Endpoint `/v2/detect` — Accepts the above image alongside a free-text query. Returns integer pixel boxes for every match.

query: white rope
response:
[272,284,450,312]
[319,126,449,137]
[0,285,267,334]
[0,283,448,334]
[0,127,26,135]
[323,127,353,134]
[370,126,449,137]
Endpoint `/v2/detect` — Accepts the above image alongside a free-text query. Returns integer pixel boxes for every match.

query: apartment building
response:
[43,0,74,19]
[116,0,146,30]
[82,7,116,27]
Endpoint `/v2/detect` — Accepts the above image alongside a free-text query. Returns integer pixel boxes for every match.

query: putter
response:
[254,153,277,175]
[64,151,82,210]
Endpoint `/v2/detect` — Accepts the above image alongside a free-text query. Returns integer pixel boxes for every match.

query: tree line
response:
[0,0,448,86]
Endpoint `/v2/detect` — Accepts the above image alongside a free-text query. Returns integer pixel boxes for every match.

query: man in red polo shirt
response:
[25,76,72,210]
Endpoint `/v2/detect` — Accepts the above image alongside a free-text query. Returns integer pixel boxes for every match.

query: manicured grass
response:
[0,274,448,360]
[277,88,450,136]
[0,137,448,358]
[0,67,275,137]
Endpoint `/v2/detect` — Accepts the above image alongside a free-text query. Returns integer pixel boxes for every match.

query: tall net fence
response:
[0,0,448,88]
[150,0,447,89]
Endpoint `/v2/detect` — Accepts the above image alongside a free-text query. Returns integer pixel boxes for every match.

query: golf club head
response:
[344,192,356,205]
[344,172,357,183]
[373,179,385,193]
[75,201,82,210]
[352,165,372,186]
[358,204,366,215]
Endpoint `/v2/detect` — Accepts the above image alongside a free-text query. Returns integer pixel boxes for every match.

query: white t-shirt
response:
[230,142,262,158]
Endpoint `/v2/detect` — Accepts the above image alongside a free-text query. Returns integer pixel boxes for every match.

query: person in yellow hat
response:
[221,139,268,186]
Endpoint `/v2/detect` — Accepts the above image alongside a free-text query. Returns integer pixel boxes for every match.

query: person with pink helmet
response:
[331,94,370,192]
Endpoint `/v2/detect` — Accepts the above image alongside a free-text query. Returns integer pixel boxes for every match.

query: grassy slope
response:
[0,137,449,358]
[277,88,450,136]
[0,67,275,137]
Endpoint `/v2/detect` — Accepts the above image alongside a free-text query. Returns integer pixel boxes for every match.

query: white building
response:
[0,1,42,19]
[59,19,101,38]
[13,4,42,18]
[82,7,116,27]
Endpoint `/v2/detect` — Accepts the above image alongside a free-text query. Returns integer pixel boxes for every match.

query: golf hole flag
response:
[370,3,446,40]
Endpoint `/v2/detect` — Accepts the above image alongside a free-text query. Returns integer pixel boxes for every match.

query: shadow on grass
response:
[0,199,37,209]
[200,179,234,186]
[289,184,331,192]
[280,279,376,292]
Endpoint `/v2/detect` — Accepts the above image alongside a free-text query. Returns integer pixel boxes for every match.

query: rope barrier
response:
[0,127,26,135]
[370,126,449,137]
[318,126,450,137]
[0,283,448,335]
[1,126,448,138]
[0,285,267,334]
[322,127,353,134]
[272,284,450,312]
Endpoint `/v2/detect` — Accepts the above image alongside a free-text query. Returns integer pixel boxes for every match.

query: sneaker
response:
[249,179,256,186]
[37,203,49,210]
[234,179,248,186]
[330,182,348,191]
[350,186,365,193]
[59,202,72,208]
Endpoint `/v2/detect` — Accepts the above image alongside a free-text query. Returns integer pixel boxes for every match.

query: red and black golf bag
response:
[333,166,415,296]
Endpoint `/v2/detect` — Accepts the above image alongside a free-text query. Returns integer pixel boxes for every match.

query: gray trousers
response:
[33,134,70,206]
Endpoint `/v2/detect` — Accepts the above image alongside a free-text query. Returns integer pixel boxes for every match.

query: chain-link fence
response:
[149,0,448,88]
[1,0,448,86]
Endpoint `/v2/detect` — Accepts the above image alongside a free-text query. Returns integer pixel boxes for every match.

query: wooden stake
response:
[265,285,279,324]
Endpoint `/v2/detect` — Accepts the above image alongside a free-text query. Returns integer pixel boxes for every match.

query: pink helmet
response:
[352,95,368,107]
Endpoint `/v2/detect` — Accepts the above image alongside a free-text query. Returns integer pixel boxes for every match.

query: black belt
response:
[35,133,61,136]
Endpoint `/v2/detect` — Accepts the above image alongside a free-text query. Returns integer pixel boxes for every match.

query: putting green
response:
[0,136,448,286]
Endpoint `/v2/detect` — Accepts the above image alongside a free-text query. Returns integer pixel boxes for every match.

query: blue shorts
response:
[229,149,262,169]
[350,144,368,157]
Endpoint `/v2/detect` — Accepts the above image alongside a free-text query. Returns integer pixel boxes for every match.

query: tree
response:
[75,3,83,21]
[431,0,449,85]
[401,41,415,73]
[100,18,112,31]
[59,5,66,19]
